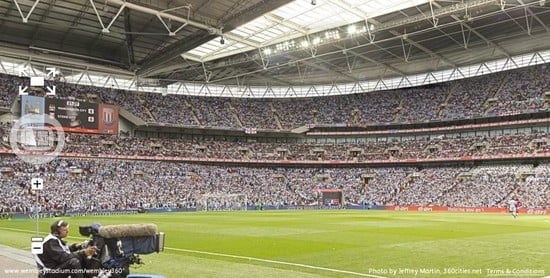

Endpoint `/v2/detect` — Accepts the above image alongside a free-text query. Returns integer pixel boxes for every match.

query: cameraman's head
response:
[50,219,70,239]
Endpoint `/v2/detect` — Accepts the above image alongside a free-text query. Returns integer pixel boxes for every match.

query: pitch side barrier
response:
[232,205,549,214]
[8,209,141,219]
[384,205,549,214]
[4,206,548,220]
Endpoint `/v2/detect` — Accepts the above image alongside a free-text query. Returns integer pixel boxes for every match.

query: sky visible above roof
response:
[184,0,429,62]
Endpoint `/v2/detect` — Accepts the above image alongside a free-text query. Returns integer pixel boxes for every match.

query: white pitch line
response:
[166,247,387,278]
[0,227,386,278]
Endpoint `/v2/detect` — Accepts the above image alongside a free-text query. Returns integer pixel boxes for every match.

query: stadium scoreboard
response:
[22,95,119,134]
[47,98,98,130]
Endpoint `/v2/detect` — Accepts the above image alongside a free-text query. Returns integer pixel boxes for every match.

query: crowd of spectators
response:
[230,99,279,129]
[0,64,548,129]
[1,129,543,162]
[399,85,450,122]
[0,63,549,216]
[1,156,548,215]
[0,73,25,109]
[141,93,196,126]
[486,65,549,115]
[441,74,502,120]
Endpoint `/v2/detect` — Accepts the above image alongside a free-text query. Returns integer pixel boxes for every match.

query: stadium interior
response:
[0,0,549,216]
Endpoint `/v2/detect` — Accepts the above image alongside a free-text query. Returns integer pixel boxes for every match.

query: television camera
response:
[78,223,165,278]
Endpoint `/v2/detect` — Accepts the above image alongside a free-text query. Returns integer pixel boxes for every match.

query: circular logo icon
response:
[9,113,65,165]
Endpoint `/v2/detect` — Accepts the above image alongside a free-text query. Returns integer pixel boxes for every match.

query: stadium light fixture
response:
[311,37,321,45]
[347,25,357,35]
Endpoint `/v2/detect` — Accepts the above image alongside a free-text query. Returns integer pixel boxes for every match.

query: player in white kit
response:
[508,199,517,218]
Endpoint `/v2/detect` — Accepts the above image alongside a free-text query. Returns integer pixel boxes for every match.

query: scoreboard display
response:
[46,98,98,129]
[21,95,118,134]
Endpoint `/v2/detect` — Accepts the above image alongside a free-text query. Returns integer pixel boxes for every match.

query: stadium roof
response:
[0,0,549,94]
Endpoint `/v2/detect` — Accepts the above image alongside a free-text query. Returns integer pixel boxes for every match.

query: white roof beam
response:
[12,0,41,23]
[263,14,308,35]
[104,0,221,35]
[517,0,550,33]
[334,45,406,76]
[430,1,513,58]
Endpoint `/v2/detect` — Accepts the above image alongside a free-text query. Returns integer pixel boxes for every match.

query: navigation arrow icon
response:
[18,86,28,95]
[46,85,56,96]
[46,67,58,77]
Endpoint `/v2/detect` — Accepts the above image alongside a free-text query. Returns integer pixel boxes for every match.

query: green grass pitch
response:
[1,210,549,277]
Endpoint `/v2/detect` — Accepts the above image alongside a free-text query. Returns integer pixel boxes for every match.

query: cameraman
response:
[36,220,96,278]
